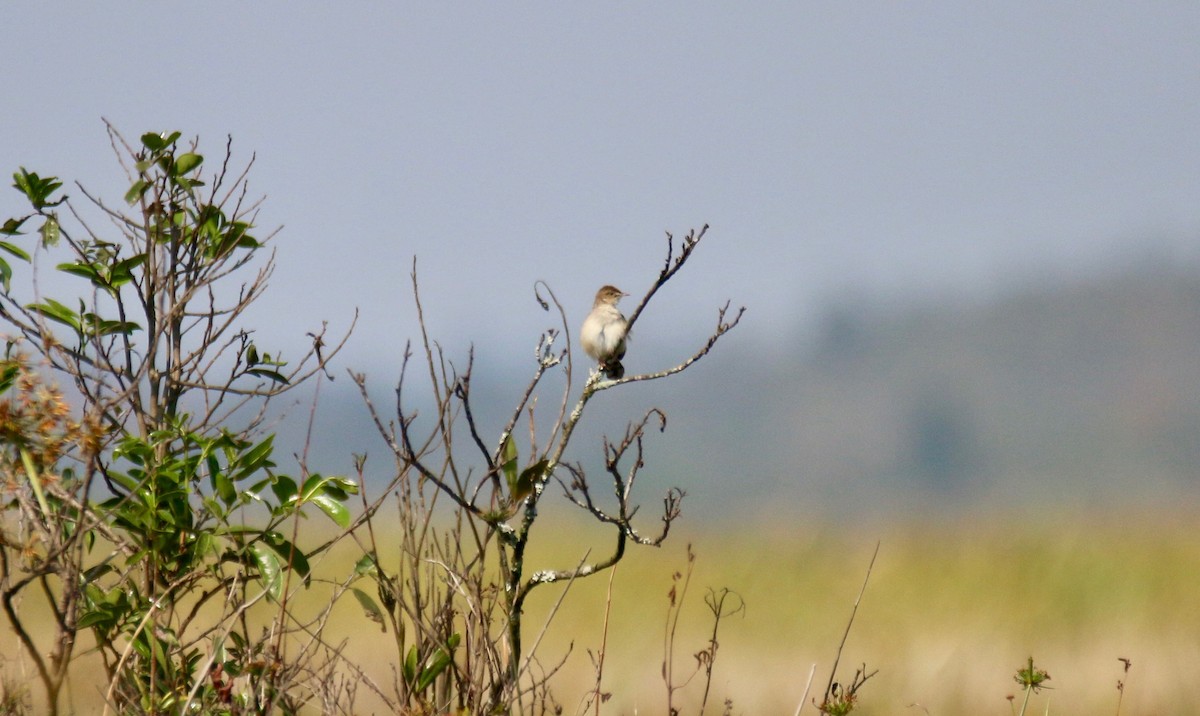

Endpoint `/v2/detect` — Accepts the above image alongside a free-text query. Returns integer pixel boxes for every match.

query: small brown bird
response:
[581,285,630,379]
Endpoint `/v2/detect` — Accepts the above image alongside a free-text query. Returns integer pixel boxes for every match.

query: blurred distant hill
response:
[298,265,1200,517]
[672,265,1200,515]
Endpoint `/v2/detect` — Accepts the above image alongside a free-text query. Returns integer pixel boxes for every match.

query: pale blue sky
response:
[5,3,1199,373]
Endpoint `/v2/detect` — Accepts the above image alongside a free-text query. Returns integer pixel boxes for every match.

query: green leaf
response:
[298,474,321,501]
[212,467,236,506]
[172,152,203,176]
[82,564,116,583]
[296,473,355,525]
[350,587,385,628]
[0,240,29,260]
[76,608,115,630]
[124,179,149,205]
[1,217,28,236]
[13,169,64,210]
[247,541,283,600]
[57,261,101,281]
[0,362,18,394]
[354,553,378,577]
[501,435,518,495]
[101,469,138,492]
[233,435,275,482]
[106,320,141,335]
[270,474,298,508]
[247,368,289,384]
[193,531,216,561]
[403,645,418,687]
[110,253,147,288]
[140,131,180,152]
[27,298,80,330]
[310,474,357,502]
[0,258,10,293]
[264,533,311,581]
[416,634,461,692]
[140,132,165,151]
[513,459,548,502]
[82,314,141,336]
[299,473,356,502]
[308,491,350,528]
[246,476,273,498]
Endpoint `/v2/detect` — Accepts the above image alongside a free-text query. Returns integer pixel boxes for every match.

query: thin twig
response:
[591,563,618,716]
[823,541,881,702]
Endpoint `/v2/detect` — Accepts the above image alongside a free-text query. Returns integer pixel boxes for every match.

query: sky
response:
[4,2,1199,381]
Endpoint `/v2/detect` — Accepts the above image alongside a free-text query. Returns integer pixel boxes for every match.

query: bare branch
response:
[594,300,745,392]
[624,224,709,333]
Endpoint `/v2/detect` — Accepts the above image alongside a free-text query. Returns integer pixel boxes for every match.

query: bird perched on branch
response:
[581,285,629,379]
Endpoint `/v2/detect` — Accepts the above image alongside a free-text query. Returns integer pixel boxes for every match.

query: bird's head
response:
[594,285,629,306]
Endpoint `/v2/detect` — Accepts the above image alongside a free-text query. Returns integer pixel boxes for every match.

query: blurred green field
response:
[5,504,1199,714]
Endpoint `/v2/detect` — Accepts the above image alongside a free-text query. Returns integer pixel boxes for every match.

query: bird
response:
[581,285,630,379]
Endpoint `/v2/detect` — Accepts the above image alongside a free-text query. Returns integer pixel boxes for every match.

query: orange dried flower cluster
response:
[0,354,84,494]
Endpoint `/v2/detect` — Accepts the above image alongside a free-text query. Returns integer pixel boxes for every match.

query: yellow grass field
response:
[500,505,1200,715]
[4,504,1198,714]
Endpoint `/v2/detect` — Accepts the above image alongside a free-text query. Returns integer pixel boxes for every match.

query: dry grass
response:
[5,503,1198,714]
[505,503,1200,715]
